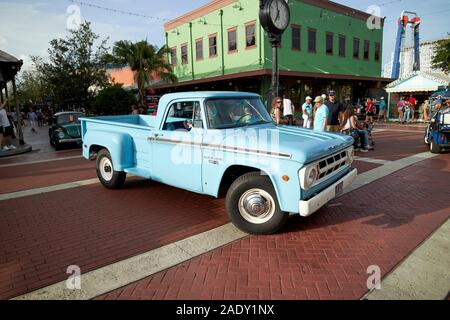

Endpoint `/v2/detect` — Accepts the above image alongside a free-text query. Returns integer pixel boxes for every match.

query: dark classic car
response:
[49,112,84,150]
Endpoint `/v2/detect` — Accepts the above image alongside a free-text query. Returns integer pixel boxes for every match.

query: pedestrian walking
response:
[301,96,313,128]
[28,108,38,132]
[324,90,344,132]
[365,98,375,123]
[313,96,328,132]
[282,93,295,126]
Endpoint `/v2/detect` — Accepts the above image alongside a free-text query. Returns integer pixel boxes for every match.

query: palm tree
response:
[110,40,177,106]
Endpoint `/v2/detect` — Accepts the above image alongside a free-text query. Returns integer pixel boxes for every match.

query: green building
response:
[159,0,390,105]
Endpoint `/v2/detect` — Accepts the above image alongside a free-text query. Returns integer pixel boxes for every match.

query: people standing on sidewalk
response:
[397,97,405,123]
[282,93,295,126]
[377,97,387,123]
[409,95,417,122]
[422,99,430,122]
[325,90,344,132]
[301,96,313,128]
[341,107,372,152]
[28,108,38,132]
[313,96,328,132]
[403,100,411,124]
[270,97,284,125]
[0,100,16,151]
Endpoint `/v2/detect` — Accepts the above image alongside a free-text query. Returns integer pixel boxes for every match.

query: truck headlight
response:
[299,165,319,190]
[58,132,65,139]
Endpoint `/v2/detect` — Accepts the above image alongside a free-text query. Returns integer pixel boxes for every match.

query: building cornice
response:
[164,0,237,31]
[301,0,385,26]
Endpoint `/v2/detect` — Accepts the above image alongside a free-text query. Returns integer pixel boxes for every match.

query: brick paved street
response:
[1,124,449,300]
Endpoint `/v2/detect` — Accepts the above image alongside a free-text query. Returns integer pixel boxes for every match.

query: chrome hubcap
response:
[99,157,113,181]
[238,189,275,224]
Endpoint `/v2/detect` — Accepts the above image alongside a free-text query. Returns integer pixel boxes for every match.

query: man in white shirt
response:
[0,99,16,151]
[282,93,295,126]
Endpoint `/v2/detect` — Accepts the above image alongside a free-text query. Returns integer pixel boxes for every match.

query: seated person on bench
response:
[340,107,373,152]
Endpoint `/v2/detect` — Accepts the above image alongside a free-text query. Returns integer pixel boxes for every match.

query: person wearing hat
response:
[377,96,387,123]
[325,90,344,132]
[301,96,313,128]
[313,96,329,132]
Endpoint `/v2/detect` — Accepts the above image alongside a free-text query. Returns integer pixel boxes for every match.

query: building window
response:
[326,32,333,55]
[209,34,217,57]
[339,35,345,57]
[308,28,316,53]
[353,38,360,59]
[245,22,256,48]
[375,42,380,61]
[364,40,370,60]
[196,38,203,61]
[228,27,237,52]
[291,25,301,50]
[181,43,188,64]
[170,47,177,66]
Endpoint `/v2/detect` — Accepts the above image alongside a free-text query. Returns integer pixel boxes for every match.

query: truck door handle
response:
[148,133,162,140]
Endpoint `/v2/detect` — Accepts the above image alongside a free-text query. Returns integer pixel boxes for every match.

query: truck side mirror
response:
[193,120,203,128]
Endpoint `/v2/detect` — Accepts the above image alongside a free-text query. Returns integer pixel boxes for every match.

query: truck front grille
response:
[317,150,348,180]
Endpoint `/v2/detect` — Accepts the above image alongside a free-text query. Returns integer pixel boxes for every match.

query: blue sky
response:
[0,0,449,73]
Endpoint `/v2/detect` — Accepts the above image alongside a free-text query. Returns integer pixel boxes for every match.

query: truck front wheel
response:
[96,149,126,189]
[225,172,288,234]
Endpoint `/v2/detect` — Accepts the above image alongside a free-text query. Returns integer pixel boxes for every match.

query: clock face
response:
[269,0,289,31]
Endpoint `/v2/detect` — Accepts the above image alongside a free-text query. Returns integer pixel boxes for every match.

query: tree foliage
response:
[107,40,177,106]
[16,56,50,106]
[431,38,450,74]
[39,21,110,111]
[91,84,137,116]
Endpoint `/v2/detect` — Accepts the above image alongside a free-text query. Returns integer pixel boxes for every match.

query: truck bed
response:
[81,114,157,129]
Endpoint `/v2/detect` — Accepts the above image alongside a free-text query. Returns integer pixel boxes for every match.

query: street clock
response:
[259,0,290,34]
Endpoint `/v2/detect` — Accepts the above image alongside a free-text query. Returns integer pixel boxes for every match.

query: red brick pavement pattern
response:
[98,154,450,300]
[351,161,382,174]
[0,158,95,194]
[355,130,428,161]
[0,180,229,299]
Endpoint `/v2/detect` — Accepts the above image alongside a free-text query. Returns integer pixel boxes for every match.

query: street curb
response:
[0,144,32,157]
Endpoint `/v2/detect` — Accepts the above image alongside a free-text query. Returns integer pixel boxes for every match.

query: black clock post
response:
[259,0,290,108]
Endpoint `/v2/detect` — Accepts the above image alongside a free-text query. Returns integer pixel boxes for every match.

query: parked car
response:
[424,106,450,153]
[81,92,357,234]
[49,111,85,150]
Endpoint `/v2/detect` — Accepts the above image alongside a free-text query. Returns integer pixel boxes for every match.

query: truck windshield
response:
[205,97,273,129]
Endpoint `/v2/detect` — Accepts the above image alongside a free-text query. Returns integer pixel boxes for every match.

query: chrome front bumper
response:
[299,168,357,217]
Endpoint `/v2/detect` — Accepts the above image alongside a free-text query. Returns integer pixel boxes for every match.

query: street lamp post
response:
[259,0,290,106]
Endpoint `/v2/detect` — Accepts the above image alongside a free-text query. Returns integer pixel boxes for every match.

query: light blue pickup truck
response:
[81,92,357,234]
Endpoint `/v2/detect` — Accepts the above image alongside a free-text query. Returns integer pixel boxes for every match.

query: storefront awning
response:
[385,71,450,93]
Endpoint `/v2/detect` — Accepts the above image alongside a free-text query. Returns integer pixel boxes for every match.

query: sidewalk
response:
[0,125,52,158]
[0,128,32,157]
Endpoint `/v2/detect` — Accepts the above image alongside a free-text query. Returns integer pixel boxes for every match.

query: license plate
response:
[335,181,344,196]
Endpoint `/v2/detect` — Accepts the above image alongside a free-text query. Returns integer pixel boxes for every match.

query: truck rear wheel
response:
[96,149,126,189]
[225,172,288,235]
